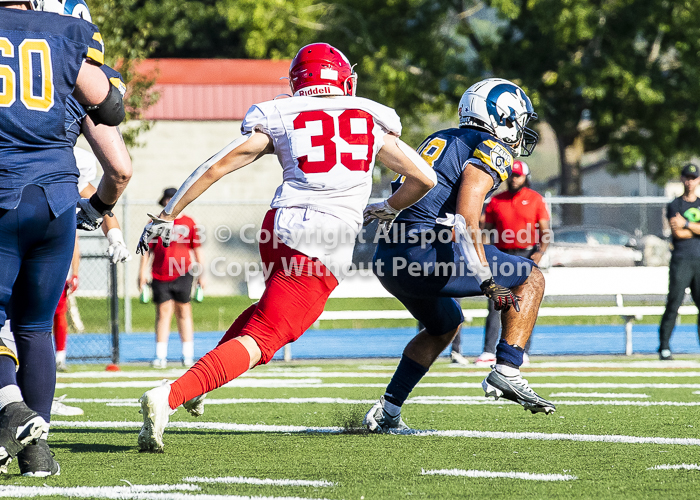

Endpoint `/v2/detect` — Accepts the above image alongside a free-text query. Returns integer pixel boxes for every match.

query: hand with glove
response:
[363,200,401,231]
[66,275,79,294]
[136,213,174,255]
[480,278,521,312]
[76,194,114,231]
[106,228,132,263]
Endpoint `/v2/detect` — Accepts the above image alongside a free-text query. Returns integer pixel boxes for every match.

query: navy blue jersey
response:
[392,128,514,230]
[0,9,105,216]
[65,65,125,145]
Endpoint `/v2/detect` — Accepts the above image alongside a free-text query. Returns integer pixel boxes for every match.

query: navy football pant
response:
[374,240,533,336]
[0,185,76,421]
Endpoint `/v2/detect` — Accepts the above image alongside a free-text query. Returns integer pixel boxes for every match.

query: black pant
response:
[483,248,535,354]
[659,257,700,352]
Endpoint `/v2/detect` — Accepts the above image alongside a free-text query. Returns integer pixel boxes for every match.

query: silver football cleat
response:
[482,368,555,415]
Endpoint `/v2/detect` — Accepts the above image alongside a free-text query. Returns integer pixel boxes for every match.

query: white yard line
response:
[183,477,334,487]
[55,381,700,390]
[62,396,700,408]
[547,393,650,398]
[0,490,327,500]
[421,468,576,481]
[647,464,700,470]
[526,361,700,369]
[49,421,700,446]
[57,370,700,380]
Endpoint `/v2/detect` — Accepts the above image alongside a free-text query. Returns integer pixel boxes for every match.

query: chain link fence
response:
[65,196,678,362]
[70,233,119,363]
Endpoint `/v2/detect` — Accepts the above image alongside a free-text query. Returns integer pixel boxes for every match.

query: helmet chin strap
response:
[343,66,358,96]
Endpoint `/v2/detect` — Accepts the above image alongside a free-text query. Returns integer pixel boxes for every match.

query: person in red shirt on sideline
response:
[476,160,551,367]
[138,188,205,368]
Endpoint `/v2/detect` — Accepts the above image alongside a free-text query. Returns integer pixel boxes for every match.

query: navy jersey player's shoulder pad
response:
[101,65,126,96]
[49,14,106,65]
[472,136,514,182]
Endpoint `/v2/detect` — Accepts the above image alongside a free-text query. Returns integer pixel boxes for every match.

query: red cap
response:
[512,160,530,176]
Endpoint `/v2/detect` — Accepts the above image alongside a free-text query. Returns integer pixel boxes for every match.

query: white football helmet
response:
[458,78,538,157]
[41,0,91,21]
[0,0,42,10]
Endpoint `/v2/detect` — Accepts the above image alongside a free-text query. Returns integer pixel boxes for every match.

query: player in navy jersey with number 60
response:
[135,43,437,453]
[364,79,556,433]
[0,0,125,476]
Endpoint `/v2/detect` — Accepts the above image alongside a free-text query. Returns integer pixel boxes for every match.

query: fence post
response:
[122,193,132,333]
[110,262,120,364]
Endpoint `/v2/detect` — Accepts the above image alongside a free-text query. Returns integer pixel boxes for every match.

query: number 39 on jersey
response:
[292,109,375,174]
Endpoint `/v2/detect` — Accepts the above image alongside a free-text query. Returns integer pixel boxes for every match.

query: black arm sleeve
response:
[85,84,125,127]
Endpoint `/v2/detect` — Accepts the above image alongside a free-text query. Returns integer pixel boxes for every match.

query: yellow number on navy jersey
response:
[0,38,54,112]
[418,137,447,168]
[20,40,54,111]
[0,38,16,107]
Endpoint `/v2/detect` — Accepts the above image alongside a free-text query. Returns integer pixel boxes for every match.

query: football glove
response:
[76,197,106,231]
[66,275,79,294]
[363,200,401,231]
[106,228,132,263]
[480,278,521,312]
[136,213,174,255]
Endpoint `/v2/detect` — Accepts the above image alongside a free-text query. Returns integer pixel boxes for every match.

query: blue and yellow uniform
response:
[373,127,533,335]
[65,65,124,146]
[0,8,105,422]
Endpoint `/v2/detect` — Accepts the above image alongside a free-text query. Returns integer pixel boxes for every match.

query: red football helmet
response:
[289,43,357,97]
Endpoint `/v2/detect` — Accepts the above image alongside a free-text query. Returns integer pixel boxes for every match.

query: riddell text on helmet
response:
[298,86,334,96]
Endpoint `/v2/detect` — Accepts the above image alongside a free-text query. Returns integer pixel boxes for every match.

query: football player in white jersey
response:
[135,43,437,452]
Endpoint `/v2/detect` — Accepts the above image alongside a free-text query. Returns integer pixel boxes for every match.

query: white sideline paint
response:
[0,484,203,499]
[647,464,700,470]
[548,393,650,398]
[49,421,700,446]
[55,380,700,390]
[527,361,700,369]
[58,367,700,380]
[0,486,329,500]
[65,396,700,409]
[52,361,700,381]
[55,379,327,390]
[183,477,335,487]
[421,468,577,481]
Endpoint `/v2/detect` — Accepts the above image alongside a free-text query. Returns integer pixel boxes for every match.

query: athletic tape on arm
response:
[164,134,251,215]
[395,137,438,187]
[436,213,493,284]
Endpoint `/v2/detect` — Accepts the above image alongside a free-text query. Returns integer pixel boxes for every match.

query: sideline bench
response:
[247,266,698,357]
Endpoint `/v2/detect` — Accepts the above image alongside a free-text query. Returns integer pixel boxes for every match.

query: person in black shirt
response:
[659,163,700,360]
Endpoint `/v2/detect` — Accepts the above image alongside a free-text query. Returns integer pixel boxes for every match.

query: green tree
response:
[465,0,700,221]
[221,0,470,146]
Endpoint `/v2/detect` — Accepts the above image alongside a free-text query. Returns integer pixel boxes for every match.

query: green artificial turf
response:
[9,357,699,499]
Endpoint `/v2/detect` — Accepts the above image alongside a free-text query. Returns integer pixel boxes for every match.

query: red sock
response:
[54,312,67,352]
[168,338,251,410]
[217,303,257,346]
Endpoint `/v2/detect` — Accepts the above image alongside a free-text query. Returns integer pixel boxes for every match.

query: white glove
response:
[136,213,174,255]
[106,228,132,263]
[363,200,401,231]
[76,197,104,231]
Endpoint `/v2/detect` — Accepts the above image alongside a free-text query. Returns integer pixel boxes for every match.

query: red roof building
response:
[136,59,292,120]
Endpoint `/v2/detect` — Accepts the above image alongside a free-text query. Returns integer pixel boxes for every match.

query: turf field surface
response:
[4,357,700,499]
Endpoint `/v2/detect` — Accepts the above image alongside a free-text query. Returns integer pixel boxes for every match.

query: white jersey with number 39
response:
[242,96,401,227]
[241,96,401,280]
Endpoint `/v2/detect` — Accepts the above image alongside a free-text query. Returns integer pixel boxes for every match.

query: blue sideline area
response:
[68,324,700,363]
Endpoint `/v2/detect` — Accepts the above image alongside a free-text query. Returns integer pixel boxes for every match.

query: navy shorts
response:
[0,185,76,331]
[373,238,533,336]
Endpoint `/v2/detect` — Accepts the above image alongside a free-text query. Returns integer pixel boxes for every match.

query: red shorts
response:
[236,209,338,364]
